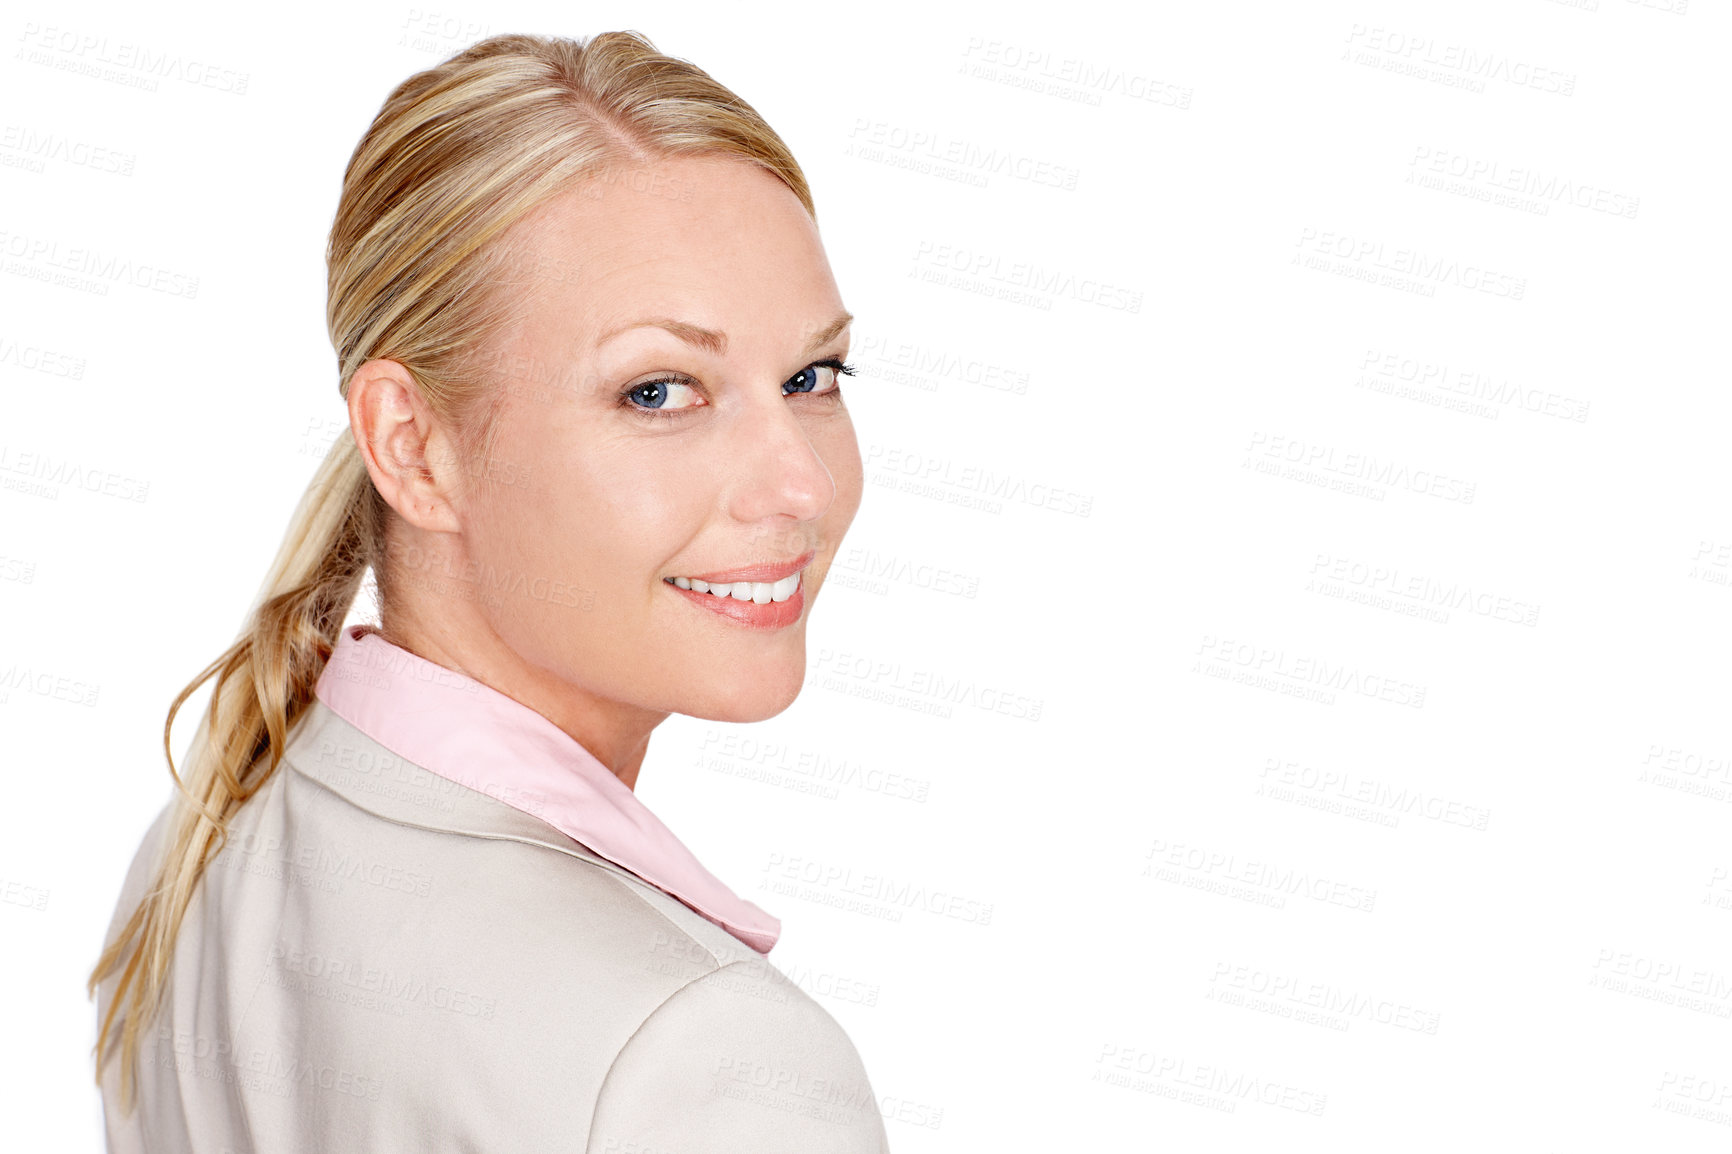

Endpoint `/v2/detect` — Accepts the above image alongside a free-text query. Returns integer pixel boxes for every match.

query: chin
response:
[687,662,806,723]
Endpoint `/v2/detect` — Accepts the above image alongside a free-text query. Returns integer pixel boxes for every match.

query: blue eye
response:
[619,358,855,423]
[785,358,857,396]
[628,382,666,407]
[622,377,704,415]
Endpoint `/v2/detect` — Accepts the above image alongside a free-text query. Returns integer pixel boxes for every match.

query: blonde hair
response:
[88,29,814,1111]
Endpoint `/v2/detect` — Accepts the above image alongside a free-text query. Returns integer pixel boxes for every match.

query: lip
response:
[668,549,817,584]
[667,578,806,630]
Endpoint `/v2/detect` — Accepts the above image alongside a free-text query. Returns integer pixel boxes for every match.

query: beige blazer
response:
[95,699,891,1151]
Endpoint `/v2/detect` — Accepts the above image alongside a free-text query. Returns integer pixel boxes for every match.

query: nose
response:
[722,392,835,527]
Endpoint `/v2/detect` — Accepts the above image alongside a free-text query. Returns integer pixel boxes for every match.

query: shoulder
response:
[274,735,751,968]
[272,698,758,968]
[589,957,890,1152]
[194,758,778,1145]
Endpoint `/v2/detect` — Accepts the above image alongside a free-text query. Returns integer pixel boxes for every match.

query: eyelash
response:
[619,358,857,422]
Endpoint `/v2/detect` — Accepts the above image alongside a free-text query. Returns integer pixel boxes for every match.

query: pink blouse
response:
[312,622,780,953]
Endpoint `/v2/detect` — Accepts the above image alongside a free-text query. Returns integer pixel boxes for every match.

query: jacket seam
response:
[583,959,758,1154]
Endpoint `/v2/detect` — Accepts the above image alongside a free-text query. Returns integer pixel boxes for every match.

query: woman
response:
[88,30,889,1151]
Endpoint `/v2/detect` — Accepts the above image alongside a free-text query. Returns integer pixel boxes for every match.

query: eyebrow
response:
[596,311,853,359]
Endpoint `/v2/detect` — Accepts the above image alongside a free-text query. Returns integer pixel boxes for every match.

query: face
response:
[443,155,861,724]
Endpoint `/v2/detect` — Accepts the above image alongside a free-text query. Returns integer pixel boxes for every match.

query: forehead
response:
[496,155,839,351]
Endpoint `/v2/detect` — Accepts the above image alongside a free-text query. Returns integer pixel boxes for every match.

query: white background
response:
[3,0,1729,1148]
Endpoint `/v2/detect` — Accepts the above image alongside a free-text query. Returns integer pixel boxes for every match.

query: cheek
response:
[461,427,618,584]
[518,440,703,593]
[821,422,864,522]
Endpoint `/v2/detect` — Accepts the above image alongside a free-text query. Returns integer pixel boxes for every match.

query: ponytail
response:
[87,434,378,1109]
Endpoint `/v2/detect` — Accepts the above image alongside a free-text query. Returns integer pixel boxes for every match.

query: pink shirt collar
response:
[312,623,779,954]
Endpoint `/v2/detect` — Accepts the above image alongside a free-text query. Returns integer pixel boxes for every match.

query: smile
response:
[665,571,801,604]
[661,551,816,630]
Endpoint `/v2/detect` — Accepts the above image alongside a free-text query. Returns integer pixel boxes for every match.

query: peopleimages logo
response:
[1143,837,1379,913]
[761,853,995,926]
[15,23,250,94]
[911,240,1142,313]
[1244,430,1476,505]
[814,647,1044,722]
[1194,633,1428,710]
[866,442,1093,517]
[958,38,1194,109]
[0,227,199,298]
[1293,227,1526,300]
[1407,146,1640,220]
[1342,24,1576,96]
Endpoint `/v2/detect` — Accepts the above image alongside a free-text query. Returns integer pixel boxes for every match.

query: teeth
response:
[669,570,802,603]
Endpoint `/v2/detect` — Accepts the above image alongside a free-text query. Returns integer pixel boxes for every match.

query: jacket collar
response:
[300,623,779,954]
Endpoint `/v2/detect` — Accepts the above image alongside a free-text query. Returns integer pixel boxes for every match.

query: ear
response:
[346,358,465,534]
